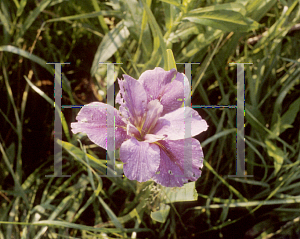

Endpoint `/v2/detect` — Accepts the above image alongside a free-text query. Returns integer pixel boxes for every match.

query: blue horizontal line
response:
[192,105,237,108]
[62,105,84,108]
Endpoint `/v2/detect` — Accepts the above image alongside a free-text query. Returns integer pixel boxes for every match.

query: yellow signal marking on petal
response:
[137,112,148,136]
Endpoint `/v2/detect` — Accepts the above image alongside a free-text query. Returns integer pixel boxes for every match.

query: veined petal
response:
[152,139,203,187]
[138,67,177,103]
[141,99,163,136]
[159,80,184,115]
[71,102,127,150]
[117,75,147,127]
[120,137,160,182]
[152,107,208,140]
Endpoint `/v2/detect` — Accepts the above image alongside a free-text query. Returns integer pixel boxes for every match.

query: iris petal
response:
[120,137,160,182]
[117,75,147,127]
[138,68,191,116]
[173,72,190,105]
[152,107,208,140]
[159,80,184,115]
[141,99,163,136]
[71,102,127,150]
[152,138,203,187]
[138,67,177,103]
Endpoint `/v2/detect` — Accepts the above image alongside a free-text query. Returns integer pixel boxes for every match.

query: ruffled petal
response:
[152,138,203,187]
[138,67,177,103]
[71,102,127,150]
[152,107,208,140]
[120,137,160,182]
[117,75,147,127]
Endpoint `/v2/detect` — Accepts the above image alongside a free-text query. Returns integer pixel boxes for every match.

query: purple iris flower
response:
[71,67,208,187]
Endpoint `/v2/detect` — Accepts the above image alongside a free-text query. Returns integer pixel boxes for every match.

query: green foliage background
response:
[0,0,300,238]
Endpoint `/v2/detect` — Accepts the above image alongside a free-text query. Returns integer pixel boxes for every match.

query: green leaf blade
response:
[184,10,260,32]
